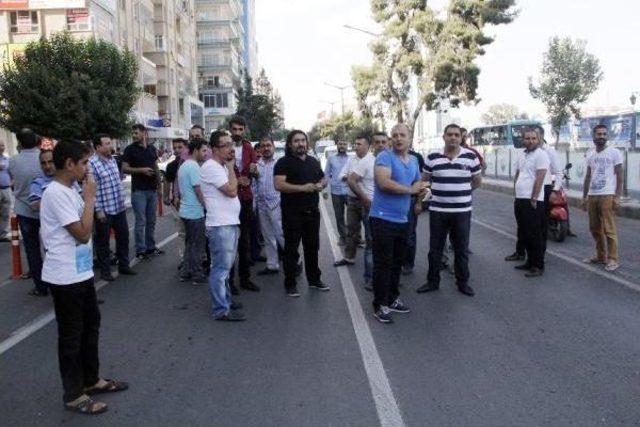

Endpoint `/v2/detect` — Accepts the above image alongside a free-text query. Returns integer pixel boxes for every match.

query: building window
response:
[67,9,90,31]
[155,35,164,51]
[200,93,229,109]
[178,98,184,115]
[10,11,39,34]
[214,76,220,87]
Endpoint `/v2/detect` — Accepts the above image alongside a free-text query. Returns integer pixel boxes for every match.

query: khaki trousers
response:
[587,195,618,262]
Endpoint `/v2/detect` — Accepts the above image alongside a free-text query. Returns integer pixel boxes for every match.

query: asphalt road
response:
[1,188,640,426]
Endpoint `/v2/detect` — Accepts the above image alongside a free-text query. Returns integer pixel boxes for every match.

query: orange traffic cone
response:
[10,214,23,280]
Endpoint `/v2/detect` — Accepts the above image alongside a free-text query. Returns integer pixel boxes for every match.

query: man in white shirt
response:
[582,124,623,272]
[41,140,128,414]
[255,137,284,275]
[337,134,384,292]
[510,127,549,277]
[201,131,246,321]
[334,134,371,268]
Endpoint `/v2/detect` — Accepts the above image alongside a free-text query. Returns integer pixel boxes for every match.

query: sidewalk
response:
[482,177,640,220]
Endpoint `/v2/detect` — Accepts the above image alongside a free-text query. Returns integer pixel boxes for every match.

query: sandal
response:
[604,262,620,272]
[84,378,129,395]
[582,257,605,265]
[64,395,108,415]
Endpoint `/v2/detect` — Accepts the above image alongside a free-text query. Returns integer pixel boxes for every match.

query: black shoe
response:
[118,266,137,275]
[100,272,115,282]
[215,311,246,321]
[363,283,373,292]
[286,288,301,298]
[230,283,240,296]
[514,264,532,270]
[309,282,330,292]
[525,267,544,278]
[568,231,577,237]
[334,259,355,267]
[28,288,48,297]
[230,301,243,310]
[457,283,475,296]
[252,255,267,263]
[373,307,393,323]
[257,267,279,276]
[135,252,150,262]
[505,253,525,261]
[416,283,439,293]
[241,281,261,292]
[389,298,410,313]
[179,274,191,283]
[146,248,164,256]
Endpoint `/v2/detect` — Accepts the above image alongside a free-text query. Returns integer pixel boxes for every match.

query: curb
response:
[481,181,640,221]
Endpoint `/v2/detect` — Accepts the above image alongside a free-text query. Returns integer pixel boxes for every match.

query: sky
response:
[255,0,640,130]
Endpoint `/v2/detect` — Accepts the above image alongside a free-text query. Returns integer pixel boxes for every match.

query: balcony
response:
[141,57,158,85]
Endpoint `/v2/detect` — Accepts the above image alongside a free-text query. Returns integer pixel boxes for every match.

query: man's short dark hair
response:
[593,124,608,133]
[172,138,187,145]
[132,123,147,132]
[210,130,229,148]
[92,133,110,149]
[355,133,371,144]
[228,116,246,128]
[188,139,204,154]
[39,149,53,161]
[16,128,40,149]
[190,124,204,132]
[443,123,462,135]
[372,131,388,139]
[53,140,90,170]
[460,127,468,134]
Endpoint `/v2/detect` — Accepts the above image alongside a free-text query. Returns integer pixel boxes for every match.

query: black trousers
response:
[403,206,418,269]
[426,211,471,287]
[49,278,101,403]
[94,210,130,275]
[17,215,45,293]
[331,194,348,241]
[370,217,407,310]
[230,199,254,286]
[514,199,545,269]
[282,207,321,290]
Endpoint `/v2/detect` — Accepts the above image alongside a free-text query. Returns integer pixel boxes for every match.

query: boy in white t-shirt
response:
[582,124,624,272]
[41,140,128,415]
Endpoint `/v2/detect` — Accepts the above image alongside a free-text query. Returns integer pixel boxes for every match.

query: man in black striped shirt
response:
[417,124,482,296]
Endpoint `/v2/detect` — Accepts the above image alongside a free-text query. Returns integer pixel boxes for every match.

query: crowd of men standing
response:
[0,117,626,414]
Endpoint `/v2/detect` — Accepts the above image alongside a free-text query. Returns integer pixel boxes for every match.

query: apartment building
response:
[195,0,245,132]
[0,0,202,153]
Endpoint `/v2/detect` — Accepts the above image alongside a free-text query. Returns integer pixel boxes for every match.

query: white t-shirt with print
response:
[200,159,241,227]
[351,152,375,200]
[586,146,623,196]
[40,181,93,285]
[515,148,550,201]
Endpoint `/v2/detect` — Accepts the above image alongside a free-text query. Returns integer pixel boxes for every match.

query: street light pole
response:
[324,82,349,116]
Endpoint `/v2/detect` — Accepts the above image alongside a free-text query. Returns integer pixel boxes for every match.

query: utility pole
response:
[324,82,349,116]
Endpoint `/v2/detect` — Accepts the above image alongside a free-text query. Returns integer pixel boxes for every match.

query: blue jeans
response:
[206,225,239,318]
[131,190,157,254]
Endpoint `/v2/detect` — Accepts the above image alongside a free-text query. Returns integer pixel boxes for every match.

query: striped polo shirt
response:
[425,147,481,213]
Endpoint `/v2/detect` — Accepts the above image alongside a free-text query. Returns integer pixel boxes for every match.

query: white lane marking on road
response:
[472,218,640,293]
[319,202,405,427]
[0,232,178,356]
[0,223,137,289]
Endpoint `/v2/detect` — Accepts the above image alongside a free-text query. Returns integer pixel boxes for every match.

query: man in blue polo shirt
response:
[369,123,427,324]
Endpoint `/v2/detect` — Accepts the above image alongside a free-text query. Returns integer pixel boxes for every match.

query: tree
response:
[352,0,517,134]
[308,111,379,145]
[481,103,526,125]
[235,68,284,140]
[529,36,602,141]
[0,32,139,140]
